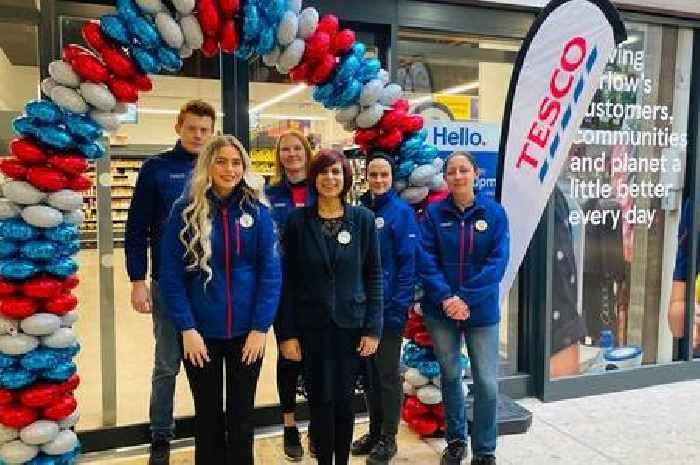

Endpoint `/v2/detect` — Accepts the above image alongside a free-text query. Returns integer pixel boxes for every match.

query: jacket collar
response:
[360,189,395,213]
[270,178,315,204]
[168,140,197,162]
[439,193,486,221]
[207,186,244,210]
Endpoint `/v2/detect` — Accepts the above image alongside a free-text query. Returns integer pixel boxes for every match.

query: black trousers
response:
[277,351,302,414]
[364,329,404,438]
[183,336,262,465]
[301,324,361,465]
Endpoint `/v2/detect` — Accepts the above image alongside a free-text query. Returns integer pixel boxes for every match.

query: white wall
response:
[0,49,38,111]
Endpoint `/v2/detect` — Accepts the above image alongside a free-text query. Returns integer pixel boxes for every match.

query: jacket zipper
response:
[459,220,465,287]
[222,207,233,338]
[235,220,241,255]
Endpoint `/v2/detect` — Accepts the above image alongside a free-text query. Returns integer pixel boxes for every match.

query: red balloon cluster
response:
[2,140,92,192]
[289,14,356,86]
[402,395,445,437]
[0,375,80,429]
[404,307,432,348]
[0,276,79,319]
[354,99,424,155]
[198,0,240,57]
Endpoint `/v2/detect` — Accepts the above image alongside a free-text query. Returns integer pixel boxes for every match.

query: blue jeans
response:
[424,315,499,456]
[150,281,182,441]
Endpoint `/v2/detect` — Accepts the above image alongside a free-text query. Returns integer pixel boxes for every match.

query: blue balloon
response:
[20,240,60,261]
[243,4,262,42]
[27,455,61,465]
[0,218,38,241]
[21,348,61,371]
[417,361,441,378]
[0,259,38,280]
[262,0,286,23]
[397,161,417,180]
[26,100,63,125]
[116,0,140,21]
[0,368,38,389]
[335,55,361,84]
[157,47,183,73]
[42,361,77,381]
[128,16,161,49]
[54,343,81,361]
[63,112,102,142]
[12,116,38,137]
[416,144,439,164]
[0,241,18,258]
[357,58,380,83]
[0,353,18,369]
[44,257,78,278]
[351,42,366,58]
[44,224,79,243]
[58,240,81,258]
[36,124,74,150]
[100,14,131,45]
[335,79,362,108]
[132,46,161,74]
[256,27,276,56]
[313,83,334,106]
[77,140,105,160]
[234,44,255,60]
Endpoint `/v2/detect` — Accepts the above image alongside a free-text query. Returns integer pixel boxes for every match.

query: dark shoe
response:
[148,438,170,465]
[351,433,379,456]
[283,426,303,461]
[440,440,467,465]
[471,455,496,465]
[366,435,397,465]
[308,434,317,458]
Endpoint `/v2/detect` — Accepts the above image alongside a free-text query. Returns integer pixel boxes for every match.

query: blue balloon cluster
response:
[313,43,381,109]
[393,128,443,184]
[13,99,105,161]
[0,344,80,389]
[402,340,468,378]
[0,221,80,280]
[100,0,182,75]
[237,0,287,59]
[26,445,81,465]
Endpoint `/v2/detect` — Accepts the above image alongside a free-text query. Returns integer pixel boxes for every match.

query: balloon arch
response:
[0,0,453,462]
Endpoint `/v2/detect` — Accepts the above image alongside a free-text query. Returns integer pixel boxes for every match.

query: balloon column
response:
[0,0,451,461]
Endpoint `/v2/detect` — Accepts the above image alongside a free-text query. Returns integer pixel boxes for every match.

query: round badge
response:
[337,230,352,245]
[475,220,488,232]
[240,213,254,228]
[375,217,385,229]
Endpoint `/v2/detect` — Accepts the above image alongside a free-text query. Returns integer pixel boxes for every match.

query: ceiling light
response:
[249,84,308,114]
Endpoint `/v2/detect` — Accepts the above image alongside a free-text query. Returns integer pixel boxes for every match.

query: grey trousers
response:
[363,329,404,438]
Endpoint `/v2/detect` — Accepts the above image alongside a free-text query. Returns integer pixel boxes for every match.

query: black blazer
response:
[275,204,383,341]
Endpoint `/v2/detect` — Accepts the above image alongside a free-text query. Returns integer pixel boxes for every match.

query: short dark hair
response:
[308,149,353,202]
[177,99,216,128]
[445,150,479,173]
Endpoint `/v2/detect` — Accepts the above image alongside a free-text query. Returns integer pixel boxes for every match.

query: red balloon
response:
[0,389,13,406]
[353,128,380,146]
[414,330,433,347]
[200,36,220,58]
[376,128,403,152]
[133,73,153,92]
[402,404,417,423]
[48,154,89,176]
[0,159,28,180]
[289,62,310,82]
[0,279,18,297]
[393,99,410,112]
[26,166,69,192]
[380,109,407,132]
[331,29,355,55]
[81,21,110,51]
[219,0,240,19]
[220,20,239,54]
[70,52,111,83]
[45,293,78,315]
[19,384,59,408]
[404,319,423,340]
[62,44,93,64]
[59,374,80,393]
[400,114,424,133]
[316,14,339,36]
[198,0,221,38]
[62,275,80,291]
[101,47,138,79]
[430,403,445,421]
[42,395,77,421]
[0,404,37,429]
[304,31,331,64]
[109,78,139,103]
[68,175,92,192]
[9,138,47,165]
[0,296,38,319]
[404,396,430,416]
[22,276,64,299]
[410,417,439,436]
[308,53,337,85]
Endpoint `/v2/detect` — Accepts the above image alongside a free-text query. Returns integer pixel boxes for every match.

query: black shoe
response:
[366,435,397,465]
[471,455,496,465]
[148,438,170,465]
[440,440,467,465]
[351,433,379,456]
[283,426,303,461]
[308,434,317,458]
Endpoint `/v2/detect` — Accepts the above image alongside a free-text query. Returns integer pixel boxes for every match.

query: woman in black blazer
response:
[276,149,383,465]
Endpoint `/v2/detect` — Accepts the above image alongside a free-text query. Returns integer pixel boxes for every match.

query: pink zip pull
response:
[235,220,241,255]
[469,224,475,256]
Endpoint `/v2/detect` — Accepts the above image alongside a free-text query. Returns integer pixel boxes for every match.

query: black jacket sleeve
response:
[361,208,383,338]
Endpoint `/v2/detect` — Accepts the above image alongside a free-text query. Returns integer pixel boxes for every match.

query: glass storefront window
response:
[549,22,694,378]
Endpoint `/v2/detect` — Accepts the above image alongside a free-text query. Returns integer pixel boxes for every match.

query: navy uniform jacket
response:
[275,205,383,340]
[674,198,699,282]
[125,141,194,282]
[265,180,316,238]
[360,190,418,332]
[419,194,510,327]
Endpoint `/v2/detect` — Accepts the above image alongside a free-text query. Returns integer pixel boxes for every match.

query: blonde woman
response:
[159,135,281,465]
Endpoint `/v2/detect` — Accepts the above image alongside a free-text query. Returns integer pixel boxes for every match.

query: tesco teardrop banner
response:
[497,0,627,297]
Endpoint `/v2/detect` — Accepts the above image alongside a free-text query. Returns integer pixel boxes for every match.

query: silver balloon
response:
[89,110,121,132]
[135,0,165,14]
[0,440,38,463]
[40,429,78,455]
[156,13,184,49]
[60,311,79,328]
[20,421,60,446]
[47,190,83,212]
[58,409,80,429]
[63,209,85,226]
[48,61,80,88]
[50,86,88,115]
[2,181,47,206]
[0,199,21,220]
[0,333,40,355]
[416,384,442,405]
[297,7,319,39]
[172,0,195,15]
[40,78,59,97]
[0,425,18,444]
[0,316,18,336]
[79,83,117,112]
[20,313,62,337]
[21,205,64,229]
[41,327,77,349]
[180,14,204,50]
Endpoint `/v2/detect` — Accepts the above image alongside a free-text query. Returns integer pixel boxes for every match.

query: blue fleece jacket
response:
[158,189,282,339]
[265,179,315,237]
[360,189,418,332]
[125,141,195,282]
[418,194,510,327]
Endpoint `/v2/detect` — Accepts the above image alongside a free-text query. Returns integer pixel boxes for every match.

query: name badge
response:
[274,203,287,208]
[240,213,254,228]
[337,230,352,245]
[440,222,453,228]
[375,217,385,229]
[169,173,186,179]
[475,220,488,232]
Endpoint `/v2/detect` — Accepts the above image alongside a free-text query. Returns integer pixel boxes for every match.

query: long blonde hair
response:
[179,135,262,286]
[271,129,314,185]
